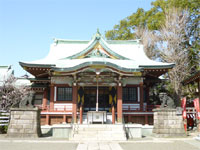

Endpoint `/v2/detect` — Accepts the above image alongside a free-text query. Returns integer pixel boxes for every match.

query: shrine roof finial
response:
[95,28,101,38]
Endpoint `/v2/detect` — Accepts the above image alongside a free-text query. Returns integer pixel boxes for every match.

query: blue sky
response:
[0,0,154,77]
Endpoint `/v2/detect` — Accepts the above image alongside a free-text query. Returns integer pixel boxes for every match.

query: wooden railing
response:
[123,104,160,112]
[37,105,72,113]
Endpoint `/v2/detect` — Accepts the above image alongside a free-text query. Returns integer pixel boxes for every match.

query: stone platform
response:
[70,124,127,141]
[153,108,186,137]
[7,107,41,138]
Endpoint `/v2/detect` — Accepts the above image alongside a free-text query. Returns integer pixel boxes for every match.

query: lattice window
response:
[34,94,43,105]
[123,87,137,102]
[57,87,72,101]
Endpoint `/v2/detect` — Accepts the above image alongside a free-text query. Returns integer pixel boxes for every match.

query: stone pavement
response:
[120,138,200,150]
[76,142,122,150]
[0,136,200,150]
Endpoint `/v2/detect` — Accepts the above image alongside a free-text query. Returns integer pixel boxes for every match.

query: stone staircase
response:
[70,124,127,141]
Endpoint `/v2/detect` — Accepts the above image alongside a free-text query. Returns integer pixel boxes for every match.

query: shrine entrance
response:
[83,87,110,112]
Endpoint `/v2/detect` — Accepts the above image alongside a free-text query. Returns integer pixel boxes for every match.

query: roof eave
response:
[51,61,143,73]
[140,64,175,69]
[19,62,55,68]
[182,70,200,85]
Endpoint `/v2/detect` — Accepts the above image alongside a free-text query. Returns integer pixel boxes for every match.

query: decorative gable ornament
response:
[85,48,110,58]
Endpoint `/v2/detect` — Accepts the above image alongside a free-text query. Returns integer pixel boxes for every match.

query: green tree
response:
[105,0,200,105]
[106,0,199,41]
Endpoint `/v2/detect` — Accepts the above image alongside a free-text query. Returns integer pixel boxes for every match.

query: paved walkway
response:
[0,136,200,150]
[76,142,122,150]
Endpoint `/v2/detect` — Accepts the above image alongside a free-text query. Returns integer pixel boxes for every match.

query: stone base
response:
[7,107,41,138]
[125,124,142,138]
[153,108,186,138]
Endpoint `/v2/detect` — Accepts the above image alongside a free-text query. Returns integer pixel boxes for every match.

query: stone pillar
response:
[50,84,54,111]
[117,84,122,123]
[112,106,115,124]
[153,108,186,137]
[140,82,144,111]
[7,108,41,138]
[42,89,48,110]
[72,84,77,123]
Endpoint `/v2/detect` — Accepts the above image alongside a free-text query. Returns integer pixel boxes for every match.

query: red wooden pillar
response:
[72,84,77,123]
[146,84,150,105]
[45,114,50,125]
[140,82,144,111]
[128,115,131,123]
[50,84,54,111]
[117,84,122,123]
[80,106,83,124]
[198,79,200,131]
[42,89,48,110]
[63,114,67,123]
[112,106,115,124]
[198,79,200,107]
[145,115,148,124]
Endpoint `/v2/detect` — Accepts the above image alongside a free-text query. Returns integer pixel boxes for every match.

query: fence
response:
[0,110,10,127]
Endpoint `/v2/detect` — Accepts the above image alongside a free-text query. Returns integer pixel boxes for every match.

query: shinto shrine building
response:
[19,31,174,125]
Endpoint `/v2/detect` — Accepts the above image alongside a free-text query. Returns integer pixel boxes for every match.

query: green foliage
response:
[105,0,200,101]
[106,0,199,40]
[0,125,8,134]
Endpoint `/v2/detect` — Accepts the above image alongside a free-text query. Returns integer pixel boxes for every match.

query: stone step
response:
[74,131,125,135]
[75,128,124,132]
[75,126,124,131]
[73,132,126,137]
[71,136,127,141]
[71,124,127,141]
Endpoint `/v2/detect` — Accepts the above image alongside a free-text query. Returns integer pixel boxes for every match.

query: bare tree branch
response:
[0,75,31,111]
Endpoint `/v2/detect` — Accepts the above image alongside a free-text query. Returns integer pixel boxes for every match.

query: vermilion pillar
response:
[45,114,50,125]
[198,79,200,132]
[42,89,48,110]
[146,84,150,105]
[50,84,54,111]
[117,84,122,123]
[140,82,144,111]
[72,84,77,123]
[63,114,67,123]
[80,106,83,124]
[112,106,115,124]
[198,79,200,114]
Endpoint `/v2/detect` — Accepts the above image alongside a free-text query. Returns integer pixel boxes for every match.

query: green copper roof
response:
[140,64,175,69]
[19,62,55,68]
[52,61,142,73]
[53,39,139,45]
[62,34,129,60]
[0,66,10,68]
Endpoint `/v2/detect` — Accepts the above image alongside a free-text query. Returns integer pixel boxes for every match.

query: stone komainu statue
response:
[12,91,35,108]
[159,92,175,108]
[19,91,35,108]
